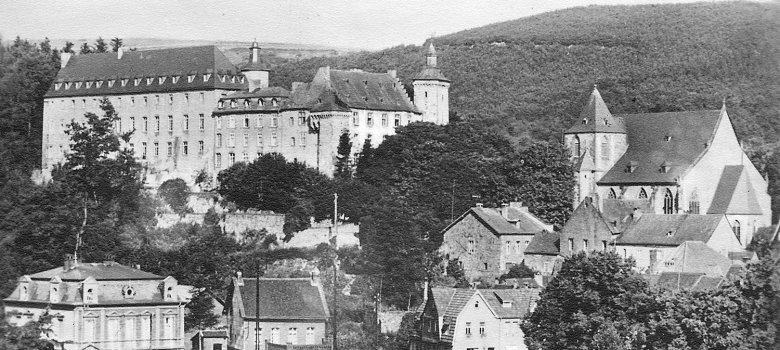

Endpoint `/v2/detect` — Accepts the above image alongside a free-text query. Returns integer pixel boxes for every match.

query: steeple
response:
[565,84,626,134]
[426,43,437,67]
[412,41,450,125]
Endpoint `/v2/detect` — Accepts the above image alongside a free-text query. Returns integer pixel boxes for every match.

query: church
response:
[564,86,772,249]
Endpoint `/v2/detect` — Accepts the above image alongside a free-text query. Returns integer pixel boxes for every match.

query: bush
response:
[158,178,190,216]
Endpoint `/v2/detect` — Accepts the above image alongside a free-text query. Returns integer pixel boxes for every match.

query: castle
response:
[41,42,449,186]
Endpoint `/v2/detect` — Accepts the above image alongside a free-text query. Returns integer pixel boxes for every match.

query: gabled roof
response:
[645,272,725,292]
[524,231,560,255]
[707,165,763,215]
[616,214,726,246]
[598,109,724,185]
[46,46,244,97]
[237,278,329,320]
[660,241,733,275]
[444,206,551,237]
[565,87,626,134]
[29,262,162,281]
[561,197,614,239]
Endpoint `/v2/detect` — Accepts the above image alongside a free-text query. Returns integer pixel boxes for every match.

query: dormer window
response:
[660,162,670,173]
[85,81,93,88]
[55,83,62,90]
[582,119,588,125]
[75,81,82,89]
[244,100,250,109]
[172,76,180,84]
[271,99,278,107]
[85,288,96,303]
[133,78,141,86]
[665,135,672,142]
[159,76,167,84]
[121,79,129,87]
[20,285,28,301]
[239,76,245,83]
[638,188,648,199]
[218,101,224,109]
[122,286,136,299]
[625,161,637,173]
[96,81,103,88]
[230,76,236,83]
[187,74,195,83]
[50,283,61,303]
[666,230,674,237]
[65,82,72,89]
[219,75,226,83]
[146,77,154,85]
[258,99,264,106]
[230,100,237,108]
[203,74,212,82]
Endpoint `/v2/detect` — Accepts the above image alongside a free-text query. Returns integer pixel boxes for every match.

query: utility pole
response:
[255,262,260,350]
[332,193,338,350]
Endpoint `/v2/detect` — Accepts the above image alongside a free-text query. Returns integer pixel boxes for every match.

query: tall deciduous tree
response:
[94,37,108,53]
[79,42,92,54]
[334,131,353,179]
[110,37,123,52]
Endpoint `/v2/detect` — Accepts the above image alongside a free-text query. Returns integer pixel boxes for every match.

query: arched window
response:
[608,188,617,199]
[733,220,741,242]
[601,136,610,164]
[638,188,648,199]
[688,190,700,214]
[573,136,581,157]
[663,189,674,214]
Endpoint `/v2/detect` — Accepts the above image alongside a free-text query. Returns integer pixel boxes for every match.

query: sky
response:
[0,0,770,50]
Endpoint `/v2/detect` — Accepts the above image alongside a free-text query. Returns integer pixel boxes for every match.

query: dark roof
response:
[414,67,449,82]
[524,231,560,255]
[616,214,726,246]
[46,46,244,97]
[485,289,540,319]
[707,165,763,215]
[29,262,162,281]
[598,109,724,185]
[565,87,626,134]
[561,197,614,238]
[470,207,542,235]
[238,278,329,320]
[214,87,292,114]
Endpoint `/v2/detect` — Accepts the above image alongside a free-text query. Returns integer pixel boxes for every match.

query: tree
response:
[79,42,92,54]
[522,251,659,350]
[62,41,74,53]
[498,262,536,282]
[110,37,123,52]
[510,140,574,227]
[158,178,190,216]
[0,313,54,350]
[334,131,353,179]
[94,37,108,53]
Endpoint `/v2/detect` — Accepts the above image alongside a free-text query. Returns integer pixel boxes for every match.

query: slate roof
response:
[565,87,626,134]
[443,205,551,239]
[660,241,733,275]
[561,197,614,239]
[524,231,560,255]
[46,46,244,97]
[237,278,329,320]
[414,67,449,82]
[645,272,724,292]
[616,214,725,246]
[707,165,763,215]
[29,262,162,281]
[598,109,724,185]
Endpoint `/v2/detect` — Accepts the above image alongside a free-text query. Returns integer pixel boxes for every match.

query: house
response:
[439,202,553,282]
[191,329,229,350]
[223,275,330,350]
[522,231,563,276]
[41,46,245,187]
[409,287,539,350]
[558,197,616,257]
[3,255,190,350]
[565,86,772,247]
[615,214,743,273]
[211,42,449,176]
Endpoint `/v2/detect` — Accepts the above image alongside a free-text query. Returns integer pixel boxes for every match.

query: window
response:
[216,133,223,147]
[290,137,296,146]
[154,116,160,132]
[167,142,172,156]
[216,117,222,129]
[256,116,263,128]
[271,98,278,107]
[215,153,222,168]
[271,131,278,146]
[394,114,401,127]
[568,238,574,252]
[367,113,374,126]
[300,132,307,146]
[468,239,475,254]
[299,112,306,125]
[289,116,294,126]
[663,189,674,214]
[199,114,205,130]
[229,116,236,128]
[505,241,511,254]
[608,188,617,199]
[515,241,521,253]
[271,116,279,127]
[243,133,249,147]
[168,115,174,131]
[140,316,151,347]
[108,318,120,341]
[465,322,471,335]
[228,133,235,147]
[124,317,135,343]
[257,133,263,146]
[602,240,608,250]
[583,239,589,252]
[168,94,174,104]
[381,113,388,126]
[573,136,581,156]
[143,117,148,132]
[184,94,189,104]
[479,322,485,335]
[305,327,315,345]
[183,115,189,130]
[288,328,298,345]
[229,153,235,165]
[182,141,188,156]
[689,191,700,214]
[154,142,159,157]
[601,136,610,164]
[142,142,147,159]
[242,152,249,162]
[484,262,488,270]
[734,220,741,242]
[155,95,161,105]
[639,188,648,199]
[230,100,236,108]
[83,318,96,342]
[244,117,250,128]
[271,328,280,344]
[352,112,359,126]
[198,141,204,154]
[199,92,204,103]
[218,100,224,109]
[163,316,175,340]
[244,100,249,109]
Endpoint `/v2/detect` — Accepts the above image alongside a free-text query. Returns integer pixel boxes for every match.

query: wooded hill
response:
[269,2,780,147]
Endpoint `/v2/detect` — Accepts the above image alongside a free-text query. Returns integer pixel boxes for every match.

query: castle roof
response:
[46,46,244,97]
[615,214,726,246]
[707,165,763,215]
[598,109,723,185]
[233,278,329,321]
[565,87,626,134]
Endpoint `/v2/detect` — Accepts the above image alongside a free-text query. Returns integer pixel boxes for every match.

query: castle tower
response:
[413,43,450,125]
[564,85,628,206]
[241,40,270,91]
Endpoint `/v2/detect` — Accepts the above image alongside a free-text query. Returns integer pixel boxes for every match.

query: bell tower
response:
[413,43,450,125]
[564,85,628,206]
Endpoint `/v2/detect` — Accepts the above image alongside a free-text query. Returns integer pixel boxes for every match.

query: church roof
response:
[46,46,244,97]
[598,109,723,185]
[615,214,726,246]
[565,87,626,134]
[707,165,763,215]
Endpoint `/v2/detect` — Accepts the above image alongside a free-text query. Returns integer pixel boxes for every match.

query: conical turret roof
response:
[565,86,626,134]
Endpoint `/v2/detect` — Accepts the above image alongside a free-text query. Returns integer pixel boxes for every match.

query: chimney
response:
[63,254,77,271]
[117,47,124,60]
[60,52,72,68]
[500,203,509,219]
[387,69,397,78]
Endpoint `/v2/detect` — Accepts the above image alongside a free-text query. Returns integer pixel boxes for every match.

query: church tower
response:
[241,40,270,91]
[564,85,628,206]
[413,43,450,125]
